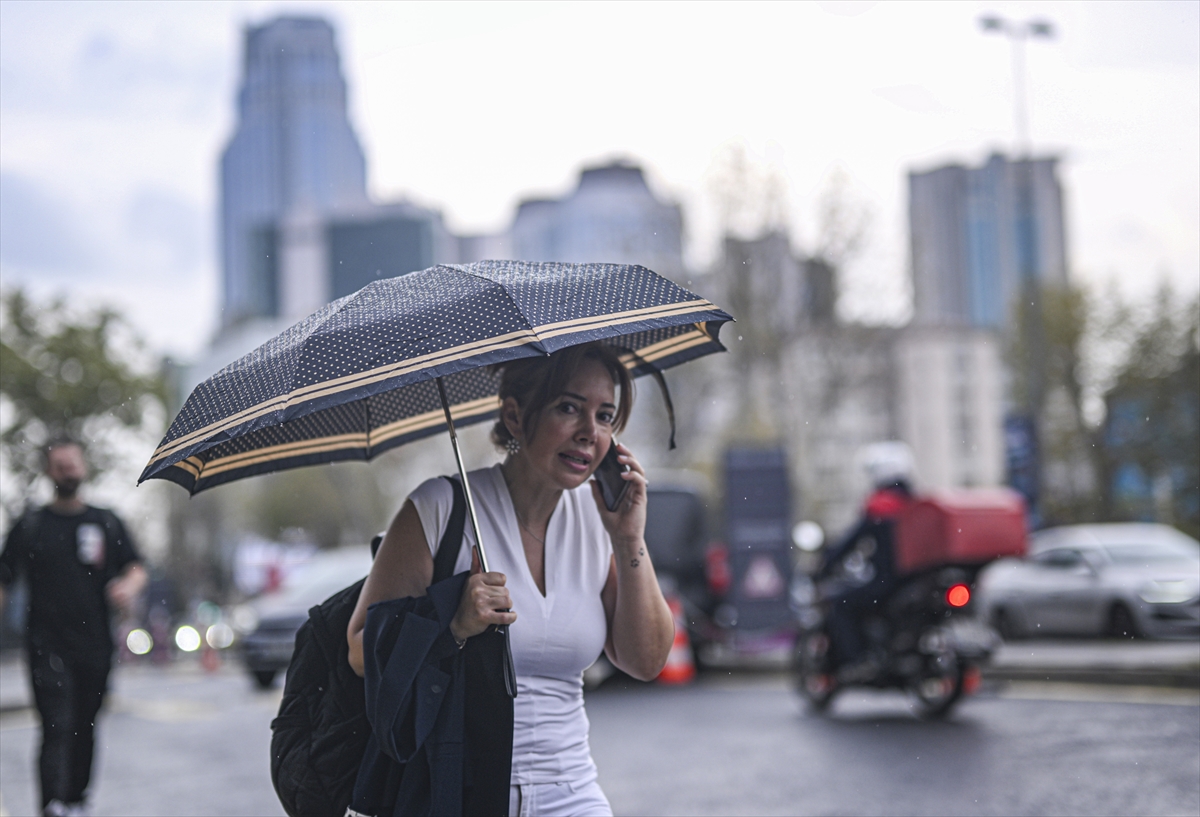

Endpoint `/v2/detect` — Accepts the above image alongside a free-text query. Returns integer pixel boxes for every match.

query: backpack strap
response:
[432,476,468,584]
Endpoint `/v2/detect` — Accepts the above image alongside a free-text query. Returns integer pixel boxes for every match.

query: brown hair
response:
[43,436,83,467]
[491,342,633,449]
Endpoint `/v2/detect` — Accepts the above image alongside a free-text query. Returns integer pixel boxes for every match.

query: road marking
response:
[998,681,1200,707]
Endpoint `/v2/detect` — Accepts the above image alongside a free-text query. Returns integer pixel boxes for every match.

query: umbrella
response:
[141,260,731,573]
[143,260,731,699]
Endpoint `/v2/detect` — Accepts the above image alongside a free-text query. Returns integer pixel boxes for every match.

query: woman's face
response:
[509,358,618,491]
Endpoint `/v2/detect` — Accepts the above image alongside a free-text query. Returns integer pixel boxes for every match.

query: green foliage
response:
[252,464,387,549]
[1101,285,1200,538]
[1010,280,1200,536]
[0,289,166,510]
[1005,282,1090,416]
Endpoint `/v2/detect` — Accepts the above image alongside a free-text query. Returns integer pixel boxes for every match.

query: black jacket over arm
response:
[353,572,513,817]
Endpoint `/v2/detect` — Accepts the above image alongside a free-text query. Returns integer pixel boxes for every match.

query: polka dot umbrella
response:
[140,261,732,568]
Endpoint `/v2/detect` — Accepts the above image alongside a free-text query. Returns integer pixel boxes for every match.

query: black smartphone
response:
[594,439,630,512]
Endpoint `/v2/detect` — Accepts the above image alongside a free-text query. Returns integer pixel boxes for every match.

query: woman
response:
[348,342,674,817]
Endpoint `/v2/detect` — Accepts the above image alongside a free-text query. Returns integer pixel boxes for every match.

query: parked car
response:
[238,545,372,688]
[977,523,1200,639]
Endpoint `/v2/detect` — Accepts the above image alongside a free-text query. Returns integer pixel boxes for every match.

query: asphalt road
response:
[1,663,1197,817]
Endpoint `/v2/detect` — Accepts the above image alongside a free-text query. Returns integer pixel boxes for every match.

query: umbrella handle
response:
[437,376,518,699]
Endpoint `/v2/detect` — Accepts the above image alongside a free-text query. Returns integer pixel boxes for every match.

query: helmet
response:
[859,441,915,489]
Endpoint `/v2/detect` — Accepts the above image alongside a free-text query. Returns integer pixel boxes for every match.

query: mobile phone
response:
[594,439,630,512]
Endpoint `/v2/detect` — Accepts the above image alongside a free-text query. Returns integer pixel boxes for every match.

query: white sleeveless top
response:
[408,464,612,786]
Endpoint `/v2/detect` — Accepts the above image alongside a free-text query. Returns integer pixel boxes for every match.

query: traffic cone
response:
[656,595,695,685]
[201,643,222,673]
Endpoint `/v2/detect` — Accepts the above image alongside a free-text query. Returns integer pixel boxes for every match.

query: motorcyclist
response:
[815,442,916,679]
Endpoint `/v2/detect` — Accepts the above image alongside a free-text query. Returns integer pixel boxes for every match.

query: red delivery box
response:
[894,489,1028,575]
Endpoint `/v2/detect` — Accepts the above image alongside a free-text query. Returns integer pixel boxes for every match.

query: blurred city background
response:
[0,2,1197,816]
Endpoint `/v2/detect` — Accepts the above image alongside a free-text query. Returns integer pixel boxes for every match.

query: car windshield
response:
[1103,543,1200,564]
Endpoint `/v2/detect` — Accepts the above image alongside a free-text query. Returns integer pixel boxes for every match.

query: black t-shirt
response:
[0,505,140,661]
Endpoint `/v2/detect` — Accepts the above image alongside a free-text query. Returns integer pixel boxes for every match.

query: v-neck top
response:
[409,464,612,786]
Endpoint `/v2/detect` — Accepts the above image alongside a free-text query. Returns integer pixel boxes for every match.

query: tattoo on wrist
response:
[639,547,645,556]
[630,558,640,568]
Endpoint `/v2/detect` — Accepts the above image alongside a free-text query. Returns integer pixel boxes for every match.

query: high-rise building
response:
[508,161,685,280]
[909,153,1067,330]
[220,17,368,326]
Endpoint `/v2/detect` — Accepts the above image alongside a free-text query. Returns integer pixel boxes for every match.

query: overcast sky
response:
[1,0,1196,358]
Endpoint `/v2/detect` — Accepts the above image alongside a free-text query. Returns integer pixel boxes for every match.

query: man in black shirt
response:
[0,439,147,817]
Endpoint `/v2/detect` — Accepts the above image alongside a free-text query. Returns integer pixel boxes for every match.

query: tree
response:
[1100,285,1199,538]
[0,289,165,515]
[709,161,874,442]
[254,465,388,549]
[1006,283,1100,523]
[1008,280,1200,536]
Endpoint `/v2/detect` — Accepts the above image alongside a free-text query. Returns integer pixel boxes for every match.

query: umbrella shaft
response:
[436,377,491,574]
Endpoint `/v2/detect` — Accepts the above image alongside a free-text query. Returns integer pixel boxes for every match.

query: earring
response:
[505,437,521,457]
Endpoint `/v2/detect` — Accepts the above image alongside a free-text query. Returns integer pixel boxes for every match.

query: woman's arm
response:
[347,500,433,677]
[595,445,674,681]
[347,498,518,677]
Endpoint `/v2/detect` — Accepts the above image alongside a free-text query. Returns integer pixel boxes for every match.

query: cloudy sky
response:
[1,0,1196,359]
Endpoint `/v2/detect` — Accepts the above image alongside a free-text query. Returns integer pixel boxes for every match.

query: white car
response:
[237,546,372,687]
[978,523,1200,639]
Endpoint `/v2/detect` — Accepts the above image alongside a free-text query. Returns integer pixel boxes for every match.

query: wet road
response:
[588,675,1200,816]
[1,663,1197,816]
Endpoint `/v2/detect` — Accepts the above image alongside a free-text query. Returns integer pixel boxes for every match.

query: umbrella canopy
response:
[141,261,731,495]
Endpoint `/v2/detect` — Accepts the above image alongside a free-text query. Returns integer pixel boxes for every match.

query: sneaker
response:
[43,801,68,817]
[63,803,91,817]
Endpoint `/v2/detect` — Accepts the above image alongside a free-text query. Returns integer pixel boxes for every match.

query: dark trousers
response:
[28,644,111,809]
[826,581,890,665]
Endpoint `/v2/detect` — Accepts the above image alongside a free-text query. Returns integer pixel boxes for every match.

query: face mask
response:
[54,477,82,499]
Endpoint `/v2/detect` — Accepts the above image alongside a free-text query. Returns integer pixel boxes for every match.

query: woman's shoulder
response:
[408,474,454,508]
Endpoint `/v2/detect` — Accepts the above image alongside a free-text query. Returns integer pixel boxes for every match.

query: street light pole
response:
[979,15,1055,156]
[979,15,1057,526]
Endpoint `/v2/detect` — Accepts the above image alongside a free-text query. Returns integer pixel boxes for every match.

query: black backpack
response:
[270,478,467,817]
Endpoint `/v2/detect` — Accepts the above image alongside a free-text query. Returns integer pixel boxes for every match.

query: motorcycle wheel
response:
[793,631,839,712]
[910,659,965,719]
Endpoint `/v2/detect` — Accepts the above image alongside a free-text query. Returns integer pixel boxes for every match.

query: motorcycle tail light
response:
[946,584,971,608]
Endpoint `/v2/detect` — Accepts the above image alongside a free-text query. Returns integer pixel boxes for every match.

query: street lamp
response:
[979,15,1056,155]
[979,15,1058,526]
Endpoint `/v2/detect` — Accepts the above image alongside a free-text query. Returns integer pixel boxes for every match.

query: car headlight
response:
[1138,580,1197,604]
[231,603,260,634]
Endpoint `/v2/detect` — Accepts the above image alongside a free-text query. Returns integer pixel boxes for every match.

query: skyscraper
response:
[909,153,1067,330]
[508,161,685,280]
[220,17,368,326]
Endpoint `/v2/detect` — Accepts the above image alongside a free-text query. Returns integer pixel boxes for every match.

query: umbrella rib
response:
[443,263,545,350]
[283,289,366,414]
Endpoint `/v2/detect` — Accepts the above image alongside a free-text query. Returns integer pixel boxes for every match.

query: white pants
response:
[508,780,612,817]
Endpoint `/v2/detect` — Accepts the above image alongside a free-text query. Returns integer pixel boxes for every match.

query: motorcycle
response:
[791,566,999,718]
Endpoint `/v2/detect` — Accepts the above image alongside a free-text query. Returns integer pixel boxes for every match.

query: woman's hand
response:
[589,442,648,552]
[449,548,517,643]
